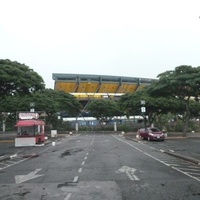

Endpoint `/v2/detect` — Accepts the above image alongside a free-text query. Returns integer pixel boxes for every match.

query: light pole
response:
[140,100,147,129]
[30,102,35,112]
[1,112,10,132]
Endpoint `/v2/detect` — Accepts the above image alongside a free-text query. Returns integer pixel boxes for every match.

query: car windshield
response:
[149,128,160,132]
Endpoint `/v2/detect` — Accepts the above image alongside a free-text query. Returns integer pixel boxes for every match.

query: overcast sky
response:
[0,0,200,89]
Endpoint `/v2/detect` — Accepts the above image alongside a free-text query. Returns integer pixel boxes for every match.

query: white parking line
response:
[64,193,72,200]
[78,168,82,173]
[10,154,18,159]
[90,138,95,145]
[4,160,16,164]
[178,167,200,172]
[187,172,200,175]
[112,135,200,182]
[73,176,79,183]
[0,163,9,166]
[82,161,85,166]
[0,135,80,171]
[168,164,180,167]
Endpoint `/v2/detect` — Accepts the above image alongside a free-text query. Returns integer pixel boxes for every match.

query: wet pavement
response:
[0,132,67,162]
[1,132,200,166]
[124,133,200,165]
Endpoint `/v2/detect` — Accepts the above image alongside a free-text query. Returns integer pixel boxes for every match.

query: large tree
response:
[148,65,200,134]
[0,59,46,130]
[86,99,122,123]
[118,89,181,127]
[0,89,82,128]
[0,59,45,97]
[32,89,82,118]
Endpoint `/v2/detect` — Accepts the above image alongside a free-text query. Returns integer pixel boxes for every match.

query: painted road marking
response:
[64,193,72,200]
[90,138,95,145]
[116,166,140,181]
[0,162,9,166]
[0,135,80,171]
[4,160,16,164]
[82,161,85,166]
[15,168,44,184]
[78,168,82,173]
[73,176,79,183]
[112,135,200,182]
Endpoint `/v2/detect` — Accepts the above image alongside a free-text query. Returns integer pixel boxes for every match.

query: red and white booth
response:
[15,112,45,147]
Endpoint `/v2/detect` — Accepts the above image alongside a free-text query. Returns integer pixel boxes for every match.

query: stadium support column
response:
[75,116,79,132]
[114,117,117,131]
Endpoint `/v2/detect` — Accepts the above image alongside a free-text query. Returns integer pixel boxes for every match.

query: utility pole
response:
[140,100,146,129]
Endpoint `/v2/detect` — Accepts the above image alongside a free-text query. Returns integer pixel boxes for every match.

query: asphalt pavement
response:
[0,132,64,162]
[124,132,200,165]
[1,131,200,166]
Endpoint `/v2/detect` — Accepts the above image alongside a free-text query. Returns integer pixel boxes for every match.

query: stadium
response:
[52,73,155,109]
[52,73,155,130]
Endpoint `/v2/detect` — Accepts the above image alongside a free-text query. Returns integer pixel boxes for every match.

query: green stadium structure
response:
[52,73,156,109]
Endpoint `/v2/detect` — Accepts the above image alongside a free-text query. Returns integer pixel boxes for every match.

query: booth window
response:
[18,126,34,135]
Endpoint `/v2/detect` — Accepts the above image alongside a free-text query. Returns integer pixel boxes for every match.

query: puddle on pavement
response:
[57,182,77,188]
[60,148,84,157]
[13,191,31,197]
[22,154,39,158]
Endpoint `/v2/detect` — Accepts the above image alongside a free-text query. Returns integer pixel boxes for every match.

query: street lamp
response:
[30,102,35,112]
[140,100,147,129]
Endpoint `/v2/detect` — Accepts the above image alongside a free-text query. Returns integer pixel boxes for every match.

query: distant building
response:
[52,73,156,111]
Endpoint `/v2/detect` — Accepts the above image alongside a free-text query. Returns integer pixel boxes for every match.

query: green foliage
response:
[148,65,200,98]
[0,59,83,130]
[0,59,45,97]
[1,60,200,133]
[118,91,143,117]
[147,65,200,133]
[86,99,123,121]
[118,88,181,126]
[32,89,82,116]
[0,89,82,128]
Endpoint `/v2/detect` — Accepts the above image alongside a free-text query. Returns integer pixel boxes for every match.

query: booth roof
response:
[15,120,45,127]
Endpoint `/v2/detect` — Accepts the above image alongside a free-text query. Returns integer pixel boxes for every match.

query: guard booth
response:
[15,112,45,147]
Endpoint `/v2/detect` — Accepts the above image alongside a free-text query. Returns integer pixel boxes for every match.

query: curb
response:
[163,151,200,166]
[124,136,139,143]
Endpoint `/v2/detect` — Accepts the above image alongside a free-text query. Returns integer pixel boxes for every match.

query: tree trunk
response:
[182,119,188,137]
[182,101,190,137]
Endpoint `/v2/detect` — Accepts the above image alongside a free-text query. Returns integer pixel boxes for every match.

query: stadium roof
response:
[52,73,156,99]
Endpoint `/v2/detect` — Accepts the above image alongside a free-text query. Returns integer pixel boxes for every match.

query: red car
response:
[137,127,165,141]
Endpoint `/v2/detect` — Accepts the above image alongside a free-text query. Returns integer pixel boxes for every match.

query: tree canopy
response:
[86,99,122,122]
[0,89,82,126]
[1,60,200,132]
[118,89,182,127]
[0,60,82,129]
[148,65,200,133]
[0,59,45,98]
[149,65,200,99]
